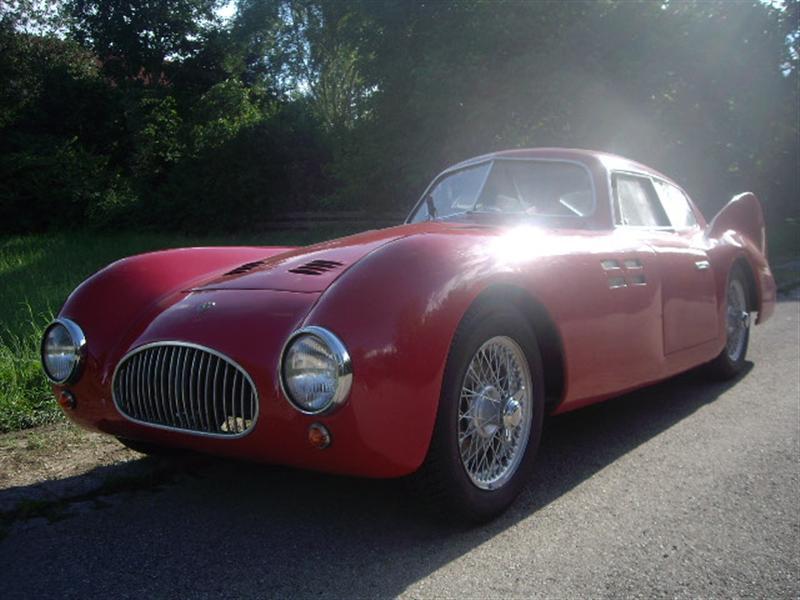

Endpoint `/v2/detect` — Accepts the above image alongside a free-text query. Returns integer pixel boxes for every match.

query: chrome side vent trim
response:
[630,273,647,286]
[694,260,711,271]
[112,342,258,438]
[608,276,628,289]
[289,259,343,276]
[601,259,620,270]
[623,258,642,269]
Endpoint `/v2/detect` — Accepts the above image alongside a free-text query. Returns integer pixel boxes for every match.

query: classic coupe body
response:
[42,148,776,520]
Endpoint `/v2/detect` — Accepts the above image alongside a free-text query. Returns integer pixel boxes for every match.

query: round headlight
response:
[41,318,86,384]
[280,326,352,415]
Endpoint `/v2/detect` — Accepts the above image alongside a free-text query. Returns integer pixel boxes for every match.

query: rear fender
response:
[706,193,775,324]
[706,192,767,257]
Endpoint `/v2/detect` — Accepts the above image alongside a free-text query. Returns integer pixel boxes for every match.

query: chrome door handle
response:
[694,260,711,271]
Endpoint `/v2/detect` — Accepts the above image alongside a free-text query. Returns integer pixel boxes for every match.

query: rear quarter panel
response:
[706,193,776,324]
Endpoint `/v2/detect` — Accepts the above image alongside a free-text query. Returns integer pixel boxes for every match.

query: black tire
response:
[707,266,751,380]
[116,437,183,457]
[413,300,545,524]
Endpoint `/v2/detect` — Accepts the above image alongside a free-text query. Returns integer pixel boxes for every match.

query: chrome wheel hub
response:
[458,336,533,490]
[472,385,502,438]
[725,279,749,362]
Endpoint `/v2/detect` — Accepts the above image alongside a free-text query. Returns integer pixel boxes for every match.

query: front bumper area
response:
[52,289,421,478]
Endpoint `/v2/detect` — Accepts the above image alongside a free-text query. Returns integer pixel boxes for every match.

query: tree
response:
[0,0,795,238]
[67,0,222,83]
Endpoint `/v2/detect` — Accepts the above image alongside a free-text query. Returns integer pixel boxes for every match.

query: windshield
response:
[409,159,594,223]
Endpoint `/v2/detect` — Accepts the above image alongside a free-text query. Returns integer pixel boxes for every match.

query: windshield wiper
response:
[425,194,437,220]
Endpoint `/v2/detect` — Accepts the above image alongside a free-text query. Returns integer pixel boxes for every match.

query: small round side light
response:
[58,390,77,410]
[308,423,332,450]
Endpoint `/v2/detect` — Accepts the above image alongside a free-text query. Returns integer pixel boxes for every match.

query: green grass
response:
[0,228,359,432]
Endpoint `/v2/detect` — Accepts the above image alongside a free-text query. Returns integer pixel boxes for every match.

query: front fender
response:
[299,232,499,474]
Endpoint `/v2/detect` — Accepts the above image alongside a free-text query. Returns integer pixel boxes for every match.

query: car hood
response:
[191,226,413,293]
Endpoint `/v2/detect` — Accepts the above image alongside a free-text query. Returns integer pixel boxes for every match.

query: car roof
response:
[443,147,673,183]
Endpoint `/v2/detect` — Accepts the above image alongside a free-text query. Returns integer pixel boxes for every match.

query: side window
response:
[653,180,698,229]
[613,174,670,227]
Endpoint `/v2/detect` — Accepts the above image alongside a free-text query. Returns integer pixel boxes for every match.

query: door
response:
[612,173,718,355]
[541,229,663,406]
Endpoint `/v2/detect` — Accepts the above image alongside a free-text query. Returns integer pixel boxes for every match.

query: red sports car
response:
[41,148,775,521]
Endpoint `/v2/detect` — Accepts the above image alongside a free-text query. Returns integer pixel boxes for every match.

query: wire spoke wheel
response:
[725,278,749,362]
[414,301,545,522]
[457,336,533,490]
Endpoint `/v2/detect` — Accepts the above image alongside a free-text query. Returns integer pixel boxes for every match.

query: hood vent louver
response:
[289,259,344,276]
[224,259,269,276]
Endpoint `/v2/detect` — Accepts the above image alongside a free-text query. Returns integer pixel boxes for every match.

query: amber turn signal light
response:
[58,390,77,410]
[308,423,331,449]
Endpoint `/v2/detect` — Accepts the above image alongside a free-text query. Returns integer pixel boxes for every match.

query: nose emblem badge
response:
[197,301,216,314]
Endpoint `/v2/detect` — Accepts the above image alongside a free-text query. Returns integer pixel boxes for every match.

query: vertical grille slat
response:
[113,343,257,437]
[230,371,238,434]
[239,371,246,434]
[126,354,135,416]
[189,349,199,430]
[131,352,140,419]
[144,349,157,423]
[147,347,158,423]
[233,372,239,434]
[221,365,230,433]
[191,350,199,428]
[209,356,220,433]
[136,352,146,420]
[158,348,172,425]
[193,350,203,430]
[144,349,153,422]
[141,353,148,418]
[176,347,186,428]
[167,347,179,428]
[157,346,169,425]
[175,347,186,428]
[193,351,205,430]
[201,354,212,431]
[156,347,170,426]
[175,348,192,428]
[226,373,234,433]
[139,352,148,421]
[159,347,169,426]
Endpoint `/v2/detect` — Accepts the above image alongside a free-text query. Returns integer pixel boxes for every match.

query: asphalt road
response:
[2,301,798,599]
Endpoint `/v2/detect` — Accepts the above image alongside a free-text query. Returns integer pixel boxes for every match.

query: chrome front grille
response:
[112,343,258,437]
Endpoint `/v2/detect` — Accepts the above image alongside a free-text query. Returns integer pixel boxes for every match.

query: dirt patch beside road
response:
[0,423,138,493]
[0,423,187,535]
[0,423,210,541]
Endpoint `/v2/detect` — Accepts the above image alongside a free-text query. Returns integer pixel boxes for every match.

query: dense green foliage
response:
[0,0,797,236]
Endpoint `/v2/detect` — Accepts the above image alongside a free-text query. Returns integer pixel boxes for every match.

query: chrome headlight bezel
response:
[279,326,353,415]
[40,318,87,385]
